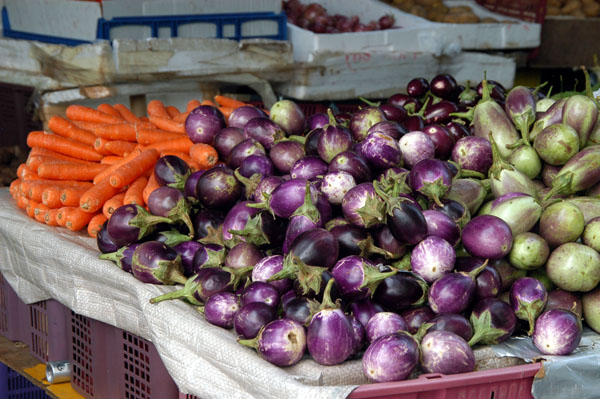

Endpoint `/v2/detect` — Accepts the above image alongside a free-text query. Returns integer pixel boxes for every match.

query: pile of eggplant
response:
[98,73,600,383]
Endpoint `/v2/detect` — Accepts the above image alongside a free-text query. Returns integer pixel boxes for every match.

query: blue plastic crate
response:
[2,7,287,46]
[0,362,50,399]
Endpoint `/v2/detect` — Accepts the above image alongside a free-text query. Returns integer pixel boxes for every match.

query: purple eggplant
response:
[562,94,598,148]
[351,297,384,328]
[422,210,461,248]
[191,243,226,272]
[148,227,191,247]
[184,170,205,200]
[348,314,366,357]
[428,261,487,315]
[350,106,387,142]
[468,297,517,346]
[421,330,475,375]
[221,201,259,246]
[401,306,435,334]
[270,99,305,136]
[331,256,395,300]
[239,319,306,367]
[533,309,582,355]
[107,204,171,247]
[342,183,386,228]
[227,105,267,129]
[422,124,454,160]
[290,156,328,180]
[227,138,266,170]
[203,292,239,329]
[318,121,354,163]
[269,140,305,174]
[530,98,566,141]
[283,297,316,326]
[328,151,372,183]
[380,104,408,124]
[457,81,479,109]
[462,215,512,259]
[545,289,583,318]
[411,236,456,283]
[409,158,453,207]
[193,208,224,242]
[320,171,356,205]
[510,277,548,335]
[131,241,186,285]
[373,272,428,312]
[240,281,280,308]
[445,121,470,142]
[424,101,459,125]
[154,155,191,189]
[484,193,541,236]
[451,136,492,175]
[224,242,262,270]
[213,127,245,160]
[307,113,329,130]
[430,74,458,100]
[389,93,422,113]
[385,199,428,246]
[359,132,402,170]
[244,117,285,150]
[362,332,419,383]
[185,105,226,144]
[249,178,317,219]
[195,166,241,209]
[367,121,406,140]
[431,199,470,228]
[234,302,278,339]
[505,86,537,144]
[398,131,435,169]
[304,128,322,157]
[147,187,194,236]
[428,313,473,341]
[455,257,502,300]
[365,312,408,343]
[407,77,429,97]
[252,255,290,294]
[446,178,487,216]
[307,279,354,365]
[282,182,322,253]
[253,175,284,204]
[97,221,119,253]
[173,241,202,277]
[238,154,274,179]
[543,145,600,200]
[330,224,391,259]
[372,225,407,260]
[99,242,140,273]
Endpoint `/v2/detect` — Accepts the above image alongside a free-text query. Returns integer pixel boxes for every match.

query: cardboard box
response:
[530,16,600,68]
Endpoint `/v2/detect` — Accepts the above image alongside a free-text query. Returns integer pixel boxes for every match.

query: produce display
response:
[380,0,504,23]
[7,70,600,385]
[546,0,600,17]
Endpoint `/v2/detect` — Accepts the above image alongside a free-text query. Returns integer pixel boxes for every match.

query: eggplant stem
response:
[359,97,380,107]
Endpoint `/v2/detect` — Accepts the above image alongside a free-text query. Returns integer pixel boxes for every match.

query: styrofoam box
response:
[274,51,515,101]
[288,0,540,62]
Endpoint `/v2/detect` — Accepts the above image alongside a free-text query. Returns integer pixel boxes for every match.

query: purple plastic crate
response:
[0,362,50,399]
[27,300,70,364]
[0,273,29,343]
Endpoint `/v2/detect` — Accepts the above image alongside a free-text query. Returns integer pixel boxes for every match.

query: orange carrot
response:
[102,192,125,219]
[173,111,190,123]
[27,155,85,171]
[87,213,108,237]
[101,155,124,165]
[27,131,103,162]
[16,163,35,180]
[160,151,200,171]
[28,147,90,165]
[93,148,142,185]
[104,140,138,156]
[149,116,186,134]
[189,143,218,170]
[147,100,170,119]
[97,104,124,120]
[33,203,49,223]
[92,123,138,142]
[136,128,184,145]
[123,175,148,206]
[21,172,42,182]
[42,186,63,208]
[71,120,106,132]
[113,104,142,124]
[66,104,124,125]
[9,179,21,198]
[166,106,181,119]
[60,186,90,207]
[79,177,121,213]
[142,172,160,206]
[200,99,218,107]
[218,106,234,121]
[214,95,247,109]
[16,194,30,211]
[28,183,60,202]
[48,116,98,147]
[109,149,160,189]
[45,208,60,226]
[187,99,202,111]
[93,137,113,156]
[26,200,39,218]
[66,208,99,231]
[56,207,71,227]
[144,136,194,153]
[38,161,108,181]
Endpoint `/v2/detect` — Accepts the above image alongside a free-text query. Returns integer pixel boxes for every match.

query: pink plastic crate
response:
[69,311,178,399]
[178,392,199,399]
[347,363,541,399]
[27,299,70,363]
[0,273,29,342]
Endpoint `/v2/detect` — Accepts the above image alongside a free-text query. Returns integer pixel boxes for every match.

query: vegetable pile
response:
[11,70,600,384]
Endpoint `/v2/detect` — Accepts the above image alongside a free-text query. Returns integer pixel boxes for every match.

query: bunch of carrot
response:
[8,95,254,238]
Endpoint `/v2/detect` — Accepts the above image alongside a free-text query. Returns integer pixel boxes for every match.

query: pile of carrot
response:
[8,95,255,238]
